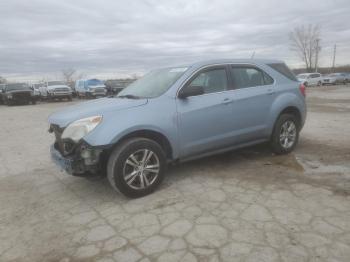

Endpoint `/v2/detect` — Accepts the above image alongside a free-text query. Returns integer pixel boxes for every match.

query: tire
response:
[68,95,72,101]
[270,114,299,155]
[32,99,36,105]
[304,82,308,87]
[317,81,322,86]
[107,138,166,198]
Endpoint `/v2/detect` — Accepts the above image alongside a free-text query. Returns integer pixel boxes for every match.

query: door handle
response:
[222,98,232,105]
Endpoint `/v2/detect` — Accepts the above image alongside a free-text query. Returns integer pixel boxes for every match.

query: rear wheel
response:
[107,138,166,198]
[270,114,299,154]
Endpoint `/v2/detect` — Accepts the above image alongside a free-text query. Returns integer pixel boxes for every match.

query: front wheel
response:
[270,114,299,154]
[107,138,166,198]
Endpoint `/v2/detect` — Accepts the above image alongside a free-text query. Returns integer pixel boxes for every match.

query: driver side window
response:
[188,68,228,95]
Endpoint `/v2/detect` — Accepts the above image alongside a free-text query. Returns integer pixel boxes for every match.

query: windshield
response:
[48,81,65,86]
[87,79,104,86]
[5,83,30,91]
[33,83,43,88]
[297,74,307,79]
[118,67,188,98]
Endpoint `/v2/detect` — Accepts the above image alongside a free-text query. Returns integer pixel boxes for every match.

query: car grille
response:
[93,88,106,93]
[323,79,330,82]
[50,124,76,156]
[54,88,69,92]
[13,92,31,99]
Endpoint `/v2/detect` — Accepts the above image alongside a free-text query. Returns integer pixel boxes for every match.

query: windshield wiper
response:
[117,94,141,99]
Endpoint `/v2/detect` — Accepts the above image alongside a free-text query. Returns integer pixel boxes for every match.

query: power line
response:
[315,38,320,72]
[332,44,336,72]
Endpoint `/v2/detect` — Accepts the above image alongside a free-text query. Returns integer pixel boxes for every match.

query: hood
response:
[48,97,148,127]
[47,85,70,90]
[6,89,32,94]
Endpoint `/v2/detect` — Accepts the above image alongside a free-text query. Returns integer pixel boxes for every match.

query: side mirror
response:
[178,85,204,99]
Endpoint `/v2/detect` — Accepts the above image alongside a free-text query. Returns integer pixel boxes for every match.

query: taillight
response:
[299,84,306,97]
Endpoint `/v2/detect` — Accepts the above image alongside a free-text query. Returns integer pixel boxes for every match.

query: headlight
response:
[61,115,102,142]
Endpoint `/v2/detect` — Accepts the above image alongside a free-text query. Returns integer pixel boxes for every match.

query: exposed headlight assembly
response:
[61,115,102,142]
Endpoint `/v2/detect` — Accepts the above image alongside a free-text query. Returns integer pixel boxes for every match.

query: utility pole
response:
[315,38,320,72]
[332,44,336,73]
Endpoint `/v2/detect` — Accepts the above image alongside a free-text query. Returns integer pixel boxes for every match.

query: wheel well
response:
[115,130,173,160]
[279,106,302,129]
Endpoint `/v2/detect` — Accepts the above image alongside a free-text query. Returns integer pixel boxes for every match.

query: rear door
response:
[228,64,275,142]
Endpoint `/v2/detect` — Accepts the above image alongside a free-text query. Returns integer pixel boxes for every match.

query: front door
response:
[176,66,235,158]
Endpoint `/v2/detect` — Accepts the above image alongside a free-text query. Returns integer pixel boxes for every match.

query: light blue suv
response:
[48,59,306,198]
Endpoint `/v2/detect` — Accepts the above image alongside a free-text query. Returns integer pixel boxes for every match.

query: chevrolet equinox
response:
[48,59,306,198]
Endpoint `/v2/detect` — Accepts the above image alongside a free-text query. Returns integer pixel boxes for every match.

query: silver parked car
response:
[48,59,306,198]
[322,73,346,85]
[297,73,323,87]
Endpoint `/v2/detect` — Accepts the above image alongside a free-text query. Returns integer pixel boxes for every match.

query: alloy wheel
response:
[279,120,297,149]
[123,149,160,190]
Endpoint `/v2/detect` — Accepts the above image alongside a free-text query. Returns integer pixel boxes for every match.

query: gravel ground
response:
[0,86,349,262]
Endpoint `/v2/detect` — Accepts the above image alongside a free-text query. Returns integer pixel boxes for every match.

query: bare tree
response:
[61,68,77,83]
[0,76,7,84]
[289,24,321,72]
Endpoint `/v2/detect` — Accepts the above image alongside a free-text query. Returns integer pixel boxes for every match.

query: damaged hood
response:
[48,97,148,127]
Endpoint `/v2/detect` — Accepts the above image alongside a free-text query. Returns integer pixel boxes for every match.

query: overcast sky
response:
[1,0,350,81]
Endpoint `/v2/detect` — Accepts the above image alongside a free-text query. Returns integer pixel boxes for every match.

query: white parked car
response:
[296,73,323,87]
[39,81,73,101]
[75,79,107,98]
[322,73,346,85]
[39,81,72,100]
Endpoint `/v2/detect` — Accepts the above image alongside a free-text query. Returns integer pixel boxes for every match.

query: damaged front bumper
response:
[50,142,104,177]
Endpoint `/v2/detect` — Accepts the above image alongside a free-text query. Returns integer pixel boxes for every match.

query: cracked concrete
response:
[0,86,349,261]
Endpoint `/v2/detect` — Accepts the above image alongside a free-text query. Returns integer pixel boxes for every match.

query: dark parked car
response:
[1,83,37,105]
[105,79,136,95]
[0,84,6,104]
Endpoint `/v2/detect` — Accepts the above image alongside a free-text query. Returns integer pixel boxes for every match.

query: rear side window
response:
[230,66,274,89]
[267,63,297,81]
